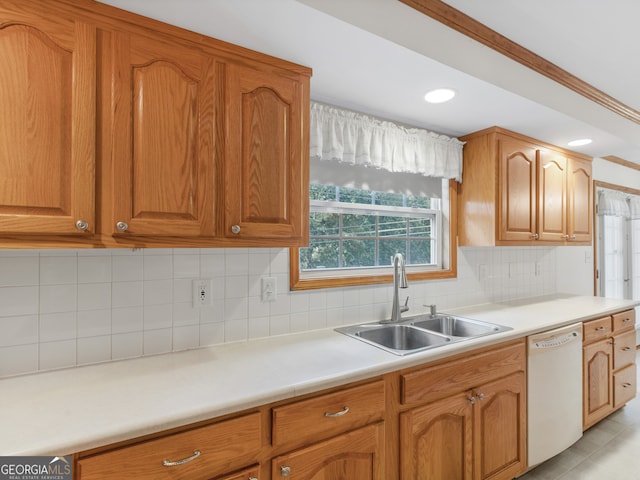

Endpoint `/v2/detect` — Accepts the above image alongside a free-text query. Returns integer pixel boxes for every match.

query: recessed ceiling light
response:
[424,88,455,104]
[567,138,592,146]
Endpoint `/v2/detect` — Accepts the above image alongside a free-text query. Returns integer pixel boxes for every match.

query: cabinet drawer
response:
[614,363,637,408]
[272,380,385,449]
[614,329,637,371]
[613,309,636,332]
[77,413,261,480]
[401,340,526,406]
[583,316,612,344]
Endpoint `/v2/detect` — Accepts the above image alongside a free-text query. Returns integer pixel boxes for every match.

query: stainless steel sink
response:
[336,313,511,355]
[410,315,509,338]
[337,324,451,355]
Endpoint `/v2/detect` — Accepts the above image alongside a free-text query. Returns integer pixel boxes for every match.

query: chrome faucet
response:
[390,252,409,322]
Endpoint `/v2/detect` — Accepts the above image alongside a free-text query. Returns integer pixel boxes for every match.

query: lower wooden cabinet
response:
[583,310,637,429]
[400,371,526,480]
[272,423,385,480]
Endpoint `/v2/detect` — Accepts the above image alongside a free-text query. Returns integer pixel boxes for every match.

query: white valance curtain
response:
[309,101,465,187]
[598,189,640,219]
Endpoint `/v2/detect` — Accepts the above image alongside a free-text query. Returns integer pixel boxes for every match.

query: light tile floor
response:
[519,351,640,479]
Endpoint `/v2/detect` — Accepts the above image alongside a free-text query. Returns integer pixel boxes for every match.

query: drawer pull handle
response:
[324,406,350,418]
[623,382,633,388]
[595,326,606,331]
[163,450,201,467]
[622,346,632,351]
[623,318,632,323]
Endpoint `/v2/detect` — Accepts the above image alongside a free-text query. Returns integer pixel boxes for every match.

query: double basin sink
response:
[336,314,512,355]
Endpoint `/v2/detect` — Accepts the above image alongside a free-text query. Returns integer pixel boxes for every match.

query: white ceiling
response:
[97,0,640,164]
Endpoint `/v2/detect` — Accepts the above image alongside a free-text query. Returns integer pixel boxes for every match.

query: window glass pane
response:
[409,218,432,237]
[406,195,431,208]
[378,240,407,266]
[408,239,433,264]
[337,188,372,205]
[379,216,407,237]
[374,191,404,207]
[342,239,376,267]
[309,212,339,237]
[300,239,341,269]
[343,213,376,237]
[310,184,337,201]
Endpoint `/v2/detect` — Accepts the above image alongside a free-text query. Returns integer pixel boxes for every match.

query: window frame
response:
[290,179,458,290]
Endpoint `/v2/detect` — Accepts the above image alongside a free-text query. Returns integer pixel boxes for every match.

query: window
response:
[291,101,462,290]
[290,180,457,290]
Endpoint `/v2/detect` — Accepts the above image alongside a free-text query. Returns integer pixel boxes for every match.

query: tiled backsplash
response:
[0,246,562,378]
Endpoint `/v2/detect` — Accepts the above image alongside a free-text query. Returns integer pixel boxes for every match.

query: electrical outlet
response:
[262,277,277,302]
[192,279,213,307]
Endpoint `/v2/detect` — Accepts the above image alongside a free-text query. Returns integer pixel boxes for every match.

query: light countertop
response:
[1,294,637,456]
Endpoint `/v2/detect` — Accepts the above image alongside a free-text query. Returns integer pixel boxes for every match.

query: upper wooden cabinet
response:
[106,29,217,237]
[223,62,309,245]
[0,5,95,235]
[458,127,592,246]
[0,0,310,248]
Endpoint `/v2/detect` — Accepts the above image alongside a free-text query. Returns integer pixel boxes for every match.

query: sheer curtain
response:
[597,188,640,300]
[309,101,464,196]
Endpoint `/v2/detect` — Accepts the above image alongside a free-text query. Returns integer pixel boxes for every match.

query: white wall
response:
[0,246,559,378]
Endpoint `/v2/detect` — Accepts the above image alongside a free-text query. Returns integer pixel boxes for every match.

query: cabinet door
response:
[566,156,592,243]
[473,372,526,480]
[108,31,216,236]
[537,151,567,241]
[0,7,95,234]
[400,392,473,480]
[224,62,308,245]
[583,339,613,428]
[272,423,384,480]
[498,138,537,242]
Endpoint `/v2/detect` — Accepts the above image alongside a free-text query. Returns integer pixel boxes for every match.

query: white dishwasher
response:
[527,322,583,468]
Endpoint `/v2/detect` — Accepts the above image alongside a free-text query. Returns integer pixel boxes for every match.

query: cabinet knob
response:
[75,220,89,231]
[467,395,476,405]
[280,466,292,477]
[249,477,259,480]
[116,221,129,232]
[476,392,485,401]
[231,224,241,234]
[562,234,569,240]
[570,234,576,240]
[531,233,539,240]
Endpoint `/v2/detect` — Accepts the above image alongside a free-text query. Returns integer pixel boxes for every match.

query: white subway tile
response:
[172,302,198,326]
[144,305,173,330]
[112,332,143,359]
[40,312,76,342]
[0,315,38,347]
[39,339,76,370]
[225,252,249,276]
[0,286,38,317]
[224,297,248,321]
[248,316,270,339]
[200,254,225,277]
[40,284,77,314]
[199,322,225,346]
[0,344,38,377]
[78,283,111,311]
[143,255,173,280]
[78,256,111,283]
[143,279,172,306]
[112,255,143,282]
[225,318,248,342]
[112,281,143,308]
[173,325,199,350]
[224,275,248,299]
[77,336,111,365]
[173,254,200,278]
[77,309,111,338]
[111,306,143,334]
[40,256,77,285]
[143,328,172,355]
[0,257,39,286]
[269,314,290,336]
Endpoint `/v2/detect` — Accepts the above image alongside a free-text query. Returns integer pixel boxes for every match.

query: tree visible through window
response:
[299,184,439,272]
